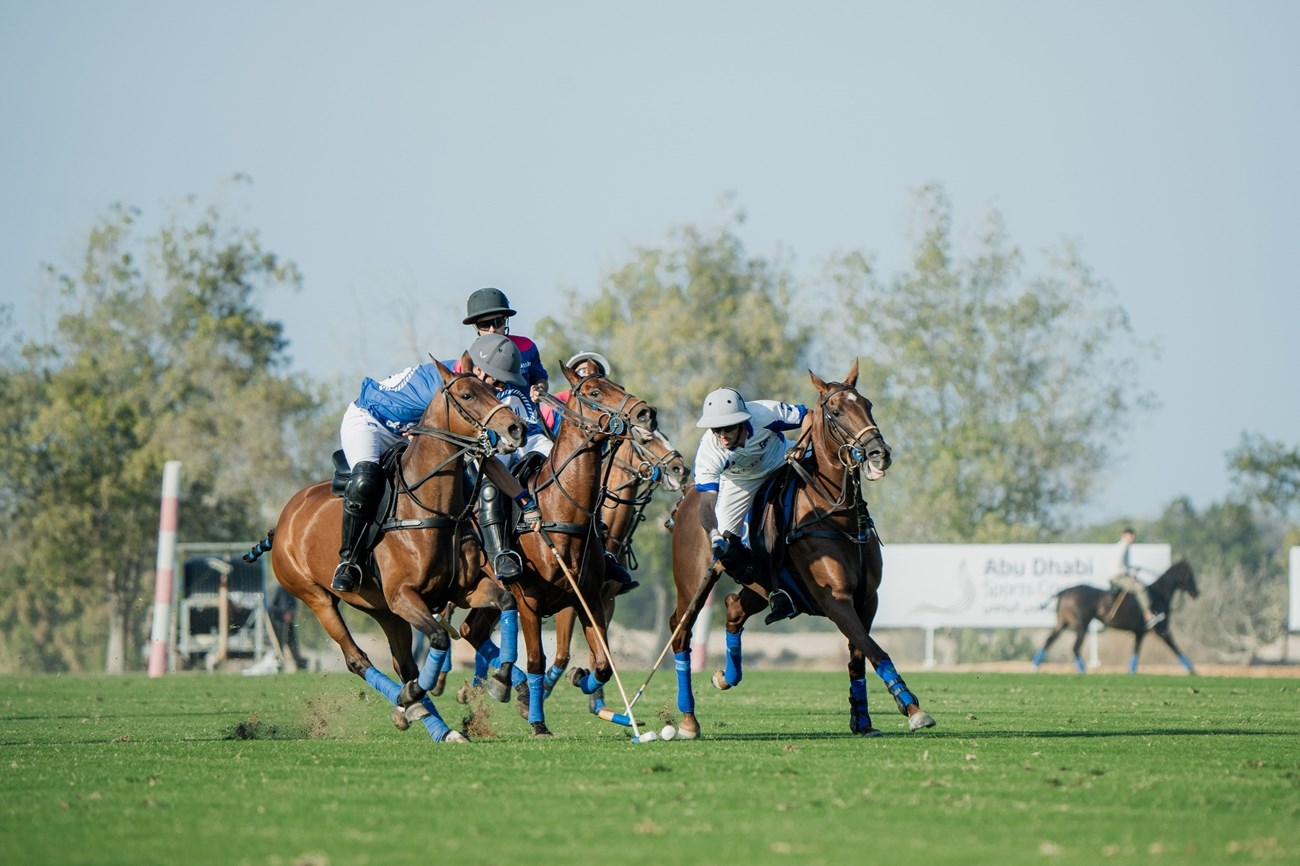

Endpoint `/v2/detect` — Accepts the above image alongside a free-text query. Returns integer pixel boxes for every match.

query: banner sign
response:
[873,544,1172,629]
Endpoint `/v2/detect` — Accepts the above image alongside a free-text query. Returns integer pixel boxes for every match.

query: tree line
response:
[1,184,1294,672]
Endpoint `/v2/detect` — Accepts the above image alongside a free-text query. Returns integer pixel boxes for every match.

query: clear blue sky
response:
[3,2,1297,525]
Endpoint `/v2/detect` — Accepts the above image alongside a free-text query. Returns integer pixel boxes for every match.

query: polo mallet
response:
[627,559,722,712]
[536,525,644,740]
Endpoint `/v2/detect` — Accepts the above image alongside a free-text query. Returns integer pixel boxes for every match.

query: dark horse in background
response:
[666,361,935,738]
[1033,560,1199,674]
[246,355,527,742]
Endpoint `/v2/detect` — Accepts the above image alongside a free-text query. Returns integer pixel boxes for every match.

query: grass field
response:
[2,667,1297,866]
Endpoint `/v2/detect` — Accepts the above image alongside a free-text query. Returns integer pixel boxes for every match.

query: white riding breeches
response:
[714,472,772,540]
[339,402,403,468]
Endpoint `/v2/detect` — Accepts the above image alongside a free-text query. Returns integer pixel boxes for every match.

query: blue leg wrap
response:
[363,667,401,705]
[1031,648,1046,668]
[510,665,527,688]
[1128,654,1139,674]
[543,664,567,694]
[418,696,452,742]
[874,659,918,714]
[724,629,743,687]
[1074,656,1086,674]
[577,669,604,695]
[526,672,546,724]
[418,647,448,691]
[849,677,872,732]
[498,610,519,666]
[589,687,606,715]
[440,648,454,674]
[474,640,497,685]
[1178,654,1194,673]
[675,651,695,714]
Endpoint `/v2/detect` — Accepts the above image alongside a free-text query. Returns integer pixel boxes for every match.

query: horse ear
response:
[459,350,474,374]
[844,358,859,388]
[808,369,829,394]
[434,356,455,380]
[561,358,580,386]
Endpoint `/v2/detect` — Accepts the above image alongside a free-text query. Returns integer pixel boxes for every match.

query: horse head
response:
[559,360,658,438]
[628,427,691,492]
[1171,560,1199,599]
[809,359,891,480]
[427,355,527,455]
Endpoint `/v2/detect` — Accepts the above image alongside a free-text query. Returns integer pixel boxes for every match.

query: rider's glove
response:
[516,492,542,529]
[710,529,727,561]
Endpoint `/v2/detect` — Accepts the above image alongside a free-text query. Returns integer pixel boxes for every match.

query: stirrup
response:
[764,588,795,625]
[331,561,360,593]
[493,551,523,582]
[1145,612,1165,629]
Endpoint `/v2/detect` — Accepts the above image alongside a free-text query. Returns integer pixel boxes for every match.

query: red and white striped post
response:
[147,461,182,678]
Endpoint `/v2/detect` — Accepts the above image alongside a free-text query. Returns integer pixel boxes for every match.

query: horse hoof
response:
[404,702,431,725]
[486,675,510,703]
[441,730,470,744]
[676,726,700,740]
[857,727,884,738]
[531,722,553,738]
[711,670,731,691]
[908,711,936,731]
[392,706,411,731]
[567,667,589,688]
[455,682,476,705]
[430,671,447,698]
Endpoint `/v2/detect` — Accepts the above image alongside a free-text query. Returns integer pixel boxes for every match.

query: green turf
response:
[1,668,1296,866]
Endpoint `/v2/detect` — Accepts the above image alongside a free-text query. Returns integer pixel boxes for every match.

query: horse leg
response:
[1128,631,1147,674]
[546,606,577,697]
[847,646,882,737]
[513,590,553,737]
[364,607,463,742]
[712,589,764,690]
[1070,625,1089,674]
[858,637,935,730]
[1033,625,1067,670]
[1152,627,1195,673]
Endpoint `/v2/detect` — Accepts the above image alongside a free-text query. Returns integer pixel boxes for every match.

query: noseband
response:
[819,385,888,470]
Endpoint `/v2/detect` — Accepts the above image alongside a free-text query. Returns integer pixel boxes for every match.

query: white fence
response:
[1290,547,1299,632]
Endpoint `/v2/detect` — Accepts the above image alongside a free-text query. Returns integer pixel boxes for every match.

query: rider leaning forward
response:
[694,387,808,625]
[332,332,545,593]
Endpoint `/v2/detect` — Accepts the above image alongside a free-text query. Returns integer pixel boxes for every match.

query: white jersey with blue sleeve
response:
[693,400,806,493]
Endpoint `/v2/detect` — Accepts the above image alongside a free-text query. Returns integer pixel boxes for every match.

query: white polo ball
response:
[660,724,677,741]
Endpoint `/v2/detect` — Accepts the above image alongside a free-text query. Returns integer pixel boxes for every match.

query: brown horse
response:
[546,427,690,694]
[1033,560,1198,674]
[461,361,657,736]
[246,355,527,742]
[666,361,935,738]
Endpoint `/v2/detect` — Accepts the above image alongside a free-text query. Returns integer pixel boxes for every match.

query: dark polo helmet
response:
[468,333,526,387]
[463,288,517,325]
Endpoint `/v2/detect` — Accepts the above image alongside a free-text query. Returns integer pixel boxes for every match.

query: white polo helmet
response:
[696,387,751,428]
[468,333,526,387]
[567,350,612,378]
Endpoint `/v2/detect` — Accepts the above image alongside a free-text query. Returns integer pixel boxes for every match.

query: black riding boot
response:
[332,460,384,592]
[604,552,640,595]
[764,588,795,625]
[479,480,522,581]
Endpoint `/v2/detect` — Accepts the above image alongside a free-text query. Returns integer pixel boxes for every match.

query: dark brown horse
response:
[461,361,657,736]
[1033,560,1198,674]
[247,355,527,742]
[666,361,934,738]
[546,427,690,694]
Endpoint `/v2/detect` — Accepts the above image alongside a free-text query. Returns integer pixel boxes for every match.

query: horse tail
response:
[1039,589,1064,611]
[242,529,275,563]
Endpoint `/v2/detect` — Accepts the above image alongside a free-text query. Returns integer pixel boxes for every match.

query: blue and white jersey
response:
[495,382,552,468]
[693,400,807,492]
[355,363,445,435]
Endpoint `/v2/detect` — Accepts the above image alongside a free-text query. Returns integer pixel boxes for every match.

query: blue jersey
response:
[355,363,445,435]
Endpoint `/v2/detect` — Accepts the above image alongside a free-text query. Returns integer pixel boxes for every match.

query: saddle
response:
[742,451,878,622]
[508,451,592,539]
[330,443,460,574]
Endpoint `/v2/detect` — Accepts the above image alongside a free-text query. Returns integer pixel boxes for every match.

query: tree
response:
[1229,433,1300,523]
[0,191,332,673]
[820,184,1157,542]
